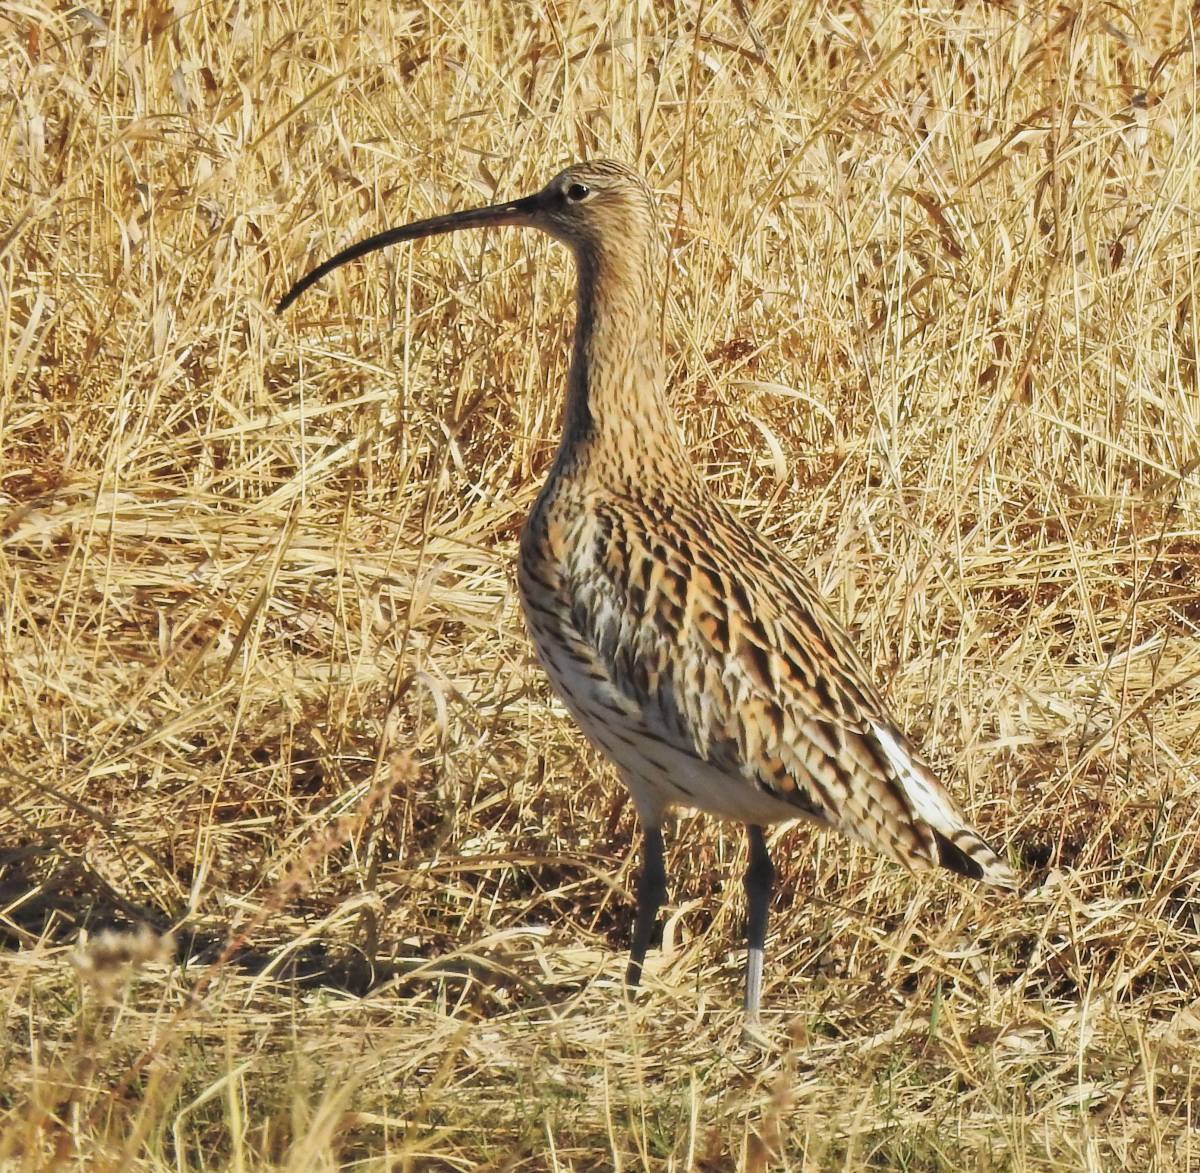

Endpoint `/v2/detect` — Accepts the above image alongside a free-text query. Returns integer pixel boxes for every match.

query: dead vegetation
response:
[2,1,1200,1167]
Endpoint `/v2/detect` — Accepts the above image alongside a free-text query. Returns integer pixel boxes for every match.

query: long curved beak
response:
[276,191,543,314]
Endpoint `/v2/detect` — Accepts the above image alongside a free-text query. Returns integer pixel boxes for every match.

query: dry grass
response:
[3,0,1200,1167]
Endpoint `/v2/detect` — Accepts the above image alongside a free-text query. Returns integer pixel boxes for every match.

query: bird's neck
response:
[558,246,691,482]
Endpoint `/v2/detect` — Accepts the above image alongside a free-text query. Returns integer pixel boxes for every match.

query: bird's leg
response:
[743,825,775,1032]
[626,825,667,988]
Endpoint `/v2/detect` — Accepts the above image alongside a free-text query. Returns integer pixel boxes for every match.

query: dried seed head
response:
[71,926,176,1003]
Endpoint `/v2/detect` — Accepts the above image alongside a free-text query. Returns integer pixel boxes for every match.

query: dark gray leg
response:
[743,825,775,1031]
[626,825,667,988]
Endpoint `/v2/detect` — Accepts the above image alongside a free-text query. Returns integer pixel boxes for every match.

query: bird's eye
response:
[565,182,591,202]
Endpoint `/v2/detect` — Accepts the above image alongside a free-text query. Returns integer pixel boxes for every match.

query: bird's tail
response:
[870,721,1019,891]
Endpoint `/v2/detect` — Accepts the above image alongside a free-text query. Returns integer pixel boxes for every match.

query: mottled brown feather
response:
[513,161,1016,890]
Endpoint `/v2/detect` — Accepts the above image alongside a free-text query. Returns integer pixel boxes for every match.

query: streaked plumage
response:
[279,158,1017,1034]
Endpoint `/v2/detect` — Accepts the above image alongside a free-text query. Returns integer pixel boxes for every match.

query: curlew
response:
[278,160,1017,1033]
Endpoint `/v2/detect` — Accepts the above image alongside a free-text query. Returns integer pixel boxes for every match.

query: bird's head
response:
[529,160,658,254]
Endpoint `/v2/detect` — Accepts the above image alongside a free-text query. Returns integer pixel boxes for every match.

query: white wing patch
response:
[870,720,954,830]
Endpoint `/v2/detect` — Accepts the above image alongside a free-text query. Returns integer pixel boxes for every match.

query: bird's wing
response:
[566,499,1015,888]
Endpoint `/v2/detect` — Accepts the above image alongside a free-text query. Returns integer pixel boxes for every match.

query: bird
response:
[277,159,1018,1034]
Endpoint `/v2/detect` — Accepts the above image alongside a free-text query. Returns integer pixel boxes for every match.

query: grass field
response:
[4,1,1200,1167]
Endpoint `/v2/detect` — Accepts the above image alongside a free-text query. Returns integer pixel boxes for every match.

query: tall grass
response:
[2,1,1199,1167]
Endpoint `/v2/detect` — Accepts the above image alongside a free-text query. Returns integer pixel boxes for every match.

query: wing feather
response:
[558,497,1014,888]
